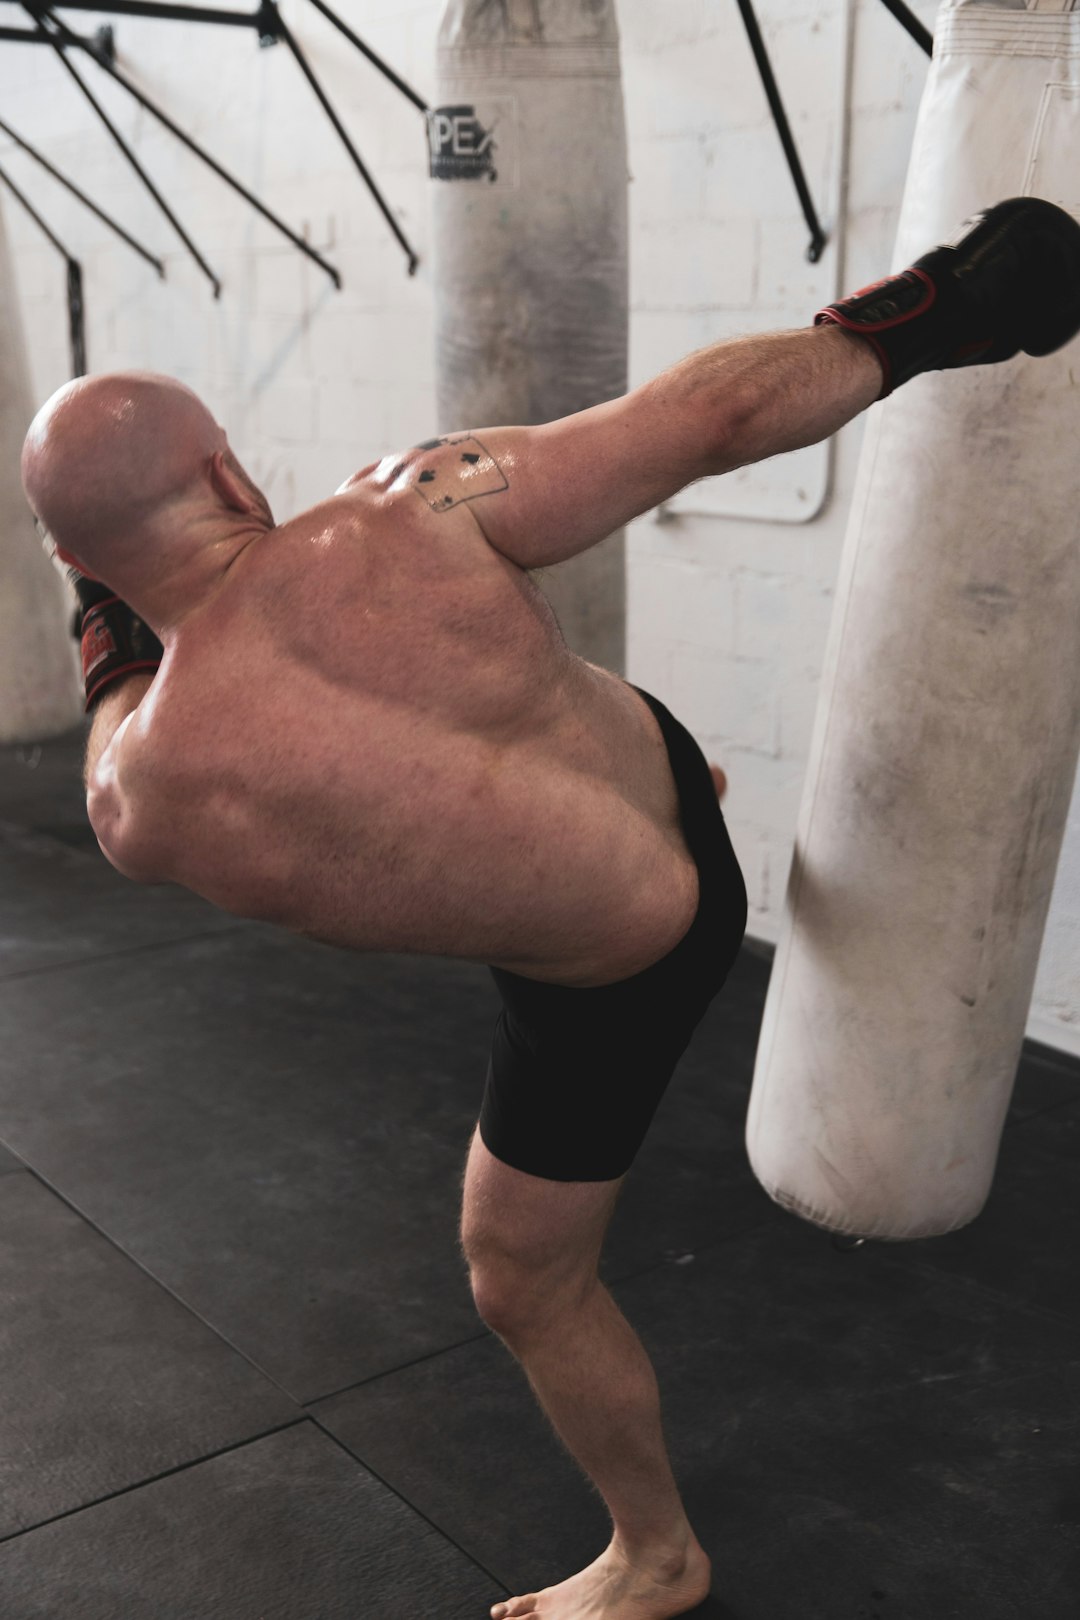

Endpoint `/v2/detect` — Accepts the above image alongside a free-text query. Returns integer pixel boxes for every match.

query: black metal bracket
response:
[303,0,429,115]
[22,3,348,294]
[54,0,271,25]
[879,0,934,58]
[0,112,164,276]
[91,22,114,61]
[736,0,827,265]
[0,160,86,374]
[25,4,225,296]
[735,0,934,267]
[3,0,424,274]
[255,0,419,274]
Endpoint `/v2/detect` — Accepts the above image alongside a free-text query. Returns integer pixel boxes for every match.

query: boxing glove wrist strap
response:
[814,264,999,399]
[80,597,164,713]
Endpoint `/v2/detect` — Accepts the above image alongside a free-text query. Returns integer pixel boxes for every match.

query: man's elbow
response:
[96,834,163,885]
[86,789,163,885]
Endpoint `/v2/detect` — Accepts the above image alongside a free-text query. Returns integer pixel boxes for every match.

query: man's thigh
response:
[459,1123,624,1289]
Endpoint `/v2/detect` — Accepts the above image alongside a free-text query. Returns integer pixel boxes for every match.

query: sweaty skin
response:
[90,438,703,988]
[30,336,885,992]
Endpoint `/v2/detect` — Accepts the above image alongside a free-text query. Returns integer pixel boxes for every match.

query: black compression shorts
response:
[479,683,749,1182]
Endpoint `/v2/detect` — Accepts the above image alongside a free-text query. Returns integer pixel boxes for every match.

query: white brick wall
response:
[2,0,1078,1055]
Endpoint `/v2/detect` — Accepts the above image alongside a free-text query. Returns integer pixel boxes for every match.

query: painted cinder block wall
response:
[2,0,1077,1053]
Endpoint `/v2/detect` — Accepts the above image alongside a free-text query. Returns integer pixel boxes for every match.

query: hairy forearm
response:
[83,673,155,792]
[663,324,883,476]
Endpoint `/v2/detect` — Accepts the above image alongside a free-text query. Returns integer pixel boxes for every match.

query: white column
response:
[0,196,81,744]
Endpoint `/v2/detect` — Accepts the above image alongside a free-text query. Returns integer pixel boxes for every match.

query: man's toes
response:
[492,1600,539,1619]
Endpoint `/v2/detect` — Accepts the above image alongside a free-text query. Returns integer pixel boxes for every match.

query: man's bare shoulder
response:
[335,436,512,525]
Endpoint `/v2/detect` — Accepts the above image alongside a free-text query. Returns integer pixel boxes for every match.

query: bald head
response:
[21,371,262,593]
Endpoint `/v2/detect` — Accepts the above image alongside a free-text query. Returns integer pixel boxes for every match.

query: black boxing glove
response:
[76,586,164,714]
[37,521,164,712]
[815,196,1080,398]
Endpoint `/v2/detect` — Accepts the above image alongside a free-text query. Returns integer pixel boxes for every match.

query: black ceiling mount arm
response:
[7,0,421,276]
[24,5,224,295]
[302,0,429,114]
[8,0,433,116]
[0,113,165,277]
[65,252,86,375]
[260,0,420,276]
[735,0,828,265]
[30,4,344,291]
[879,0,934,57]
[0,159,86,374]
[49,0,260,24]
[0,16,114,54]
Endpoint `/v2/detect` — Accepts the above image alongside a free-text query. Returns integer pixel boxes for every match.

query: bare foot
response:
[490,1535,712,1619]
[709,762,727,803]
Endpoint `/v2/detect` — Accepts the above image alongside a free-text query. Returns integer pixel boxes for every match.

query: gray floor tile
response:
[312,1329,615,1606]
[0,926,498,1402]
[0,819,237,980]
[0,728,87,833]
[0,1172,298,1537]
[895,1096,1080,1320]
[0,916,783,1407]
[317,1218,1080,1620]
[0,1422,502,1620]
[1008,1043,1080,1118]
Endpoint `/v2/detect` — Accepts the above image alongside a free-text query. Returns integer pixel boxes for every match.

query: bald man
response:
[23,199,1080,1620]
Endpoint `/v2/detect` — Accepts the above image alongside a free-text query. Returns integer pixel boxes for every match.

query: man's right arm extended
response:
[405,323,879,572]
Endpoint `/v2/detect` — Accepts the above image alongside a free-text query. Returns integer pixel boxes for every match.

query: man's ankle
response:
[611,1521,697,1573]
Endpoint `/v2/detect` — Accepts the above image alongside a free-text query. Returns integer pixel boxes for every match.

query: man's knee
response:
[463,1195,605,1331]
[468,1250,598,1337]
[460,1125,620,1330]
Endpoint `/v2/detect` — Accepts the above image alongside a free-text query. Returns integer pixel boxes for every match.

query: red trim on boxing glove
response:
[823,266,937,330]
[80,596,164,713]
[813,268,939,399]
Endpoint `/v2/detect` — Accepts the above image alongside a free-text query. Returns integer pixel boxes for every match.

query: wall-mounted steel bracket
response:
[735,0,827,264]
[879,0,934,58]
[0,112,164,277]
[7,0,424,274]
[0,159,86,373]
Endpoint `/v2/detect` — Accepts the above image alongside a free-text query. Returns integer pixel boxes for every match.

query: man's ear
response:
[209,449,258,515]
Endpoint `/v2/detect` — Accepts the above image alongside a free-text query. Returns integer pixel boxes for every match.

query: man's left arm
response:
[85,672,160,880]
[36,537,167,879]
[84,673,153,789]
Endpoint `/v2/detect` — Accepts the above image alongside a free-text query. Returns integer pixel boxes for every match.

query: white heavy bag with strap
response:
[0,199,81,744]
[746,0,1080,1241]
[429,0,628,672]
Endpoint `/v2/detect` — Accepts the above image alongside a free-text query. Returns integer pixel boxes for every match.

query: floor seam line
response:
[0,1416,308,1545]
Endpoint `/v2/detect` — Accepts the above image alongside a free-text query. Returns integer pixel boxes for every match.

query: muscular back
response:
[123,437,701,987]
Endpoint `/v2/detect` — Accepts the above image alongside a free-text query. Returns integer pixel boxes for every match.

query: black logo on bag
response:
[428,105,497,182]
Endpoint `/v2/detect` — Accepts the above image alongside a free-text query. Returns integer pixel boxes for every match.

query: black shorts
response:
[478,684,749,1182]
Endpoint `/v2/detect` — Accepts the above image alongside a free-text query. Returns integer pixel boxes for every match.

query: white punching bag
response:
[746,0,1080,1241]
[429,0,628,672]
[0,198,81,744]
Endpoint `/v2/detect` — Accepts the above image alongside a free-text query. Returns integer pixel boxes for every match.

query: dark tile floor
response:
[1,726,1078,1620]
